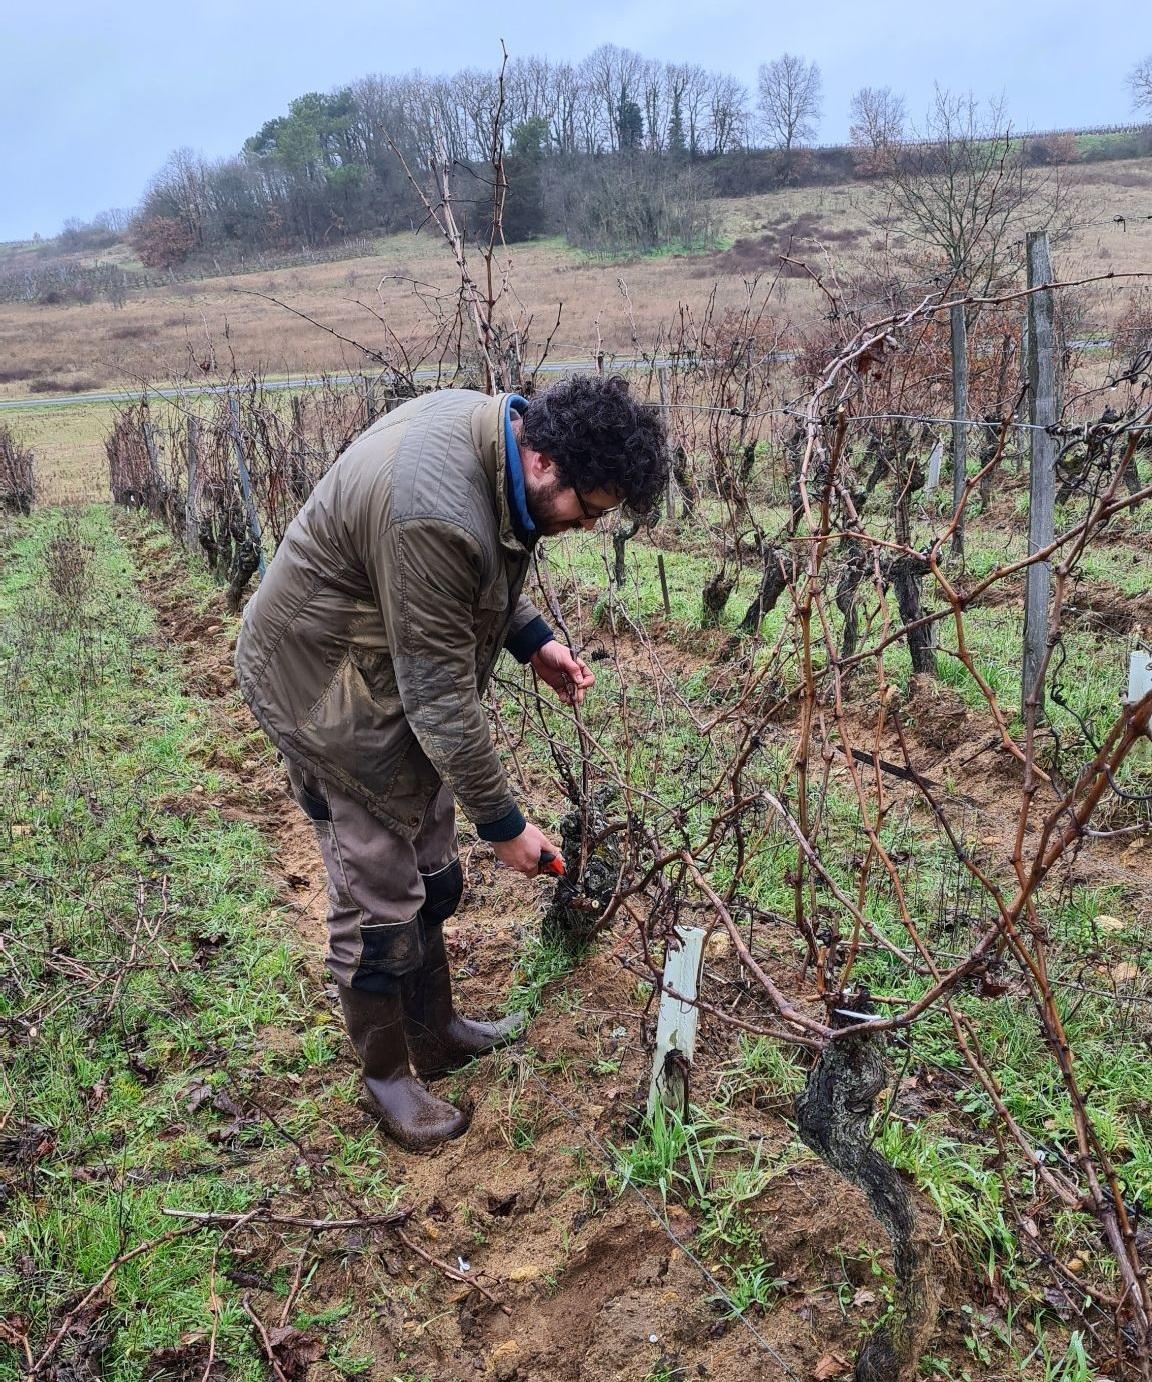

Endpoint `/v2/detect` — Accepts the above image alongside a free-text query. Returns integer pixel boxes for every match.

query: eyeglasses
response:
[573,490,620,522]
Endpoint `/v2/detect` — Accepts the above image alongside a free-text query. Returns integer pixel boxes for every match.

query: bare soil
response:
[125,526,1025,1380]
[112,516,1152,1379]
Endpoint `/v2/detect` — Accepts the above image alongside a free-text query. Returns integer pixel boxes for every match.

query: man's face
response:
[525,470,622,537]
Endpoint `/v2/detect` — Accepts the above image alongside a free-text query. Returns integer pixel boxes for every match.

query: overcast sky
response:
[2,0,1149,243]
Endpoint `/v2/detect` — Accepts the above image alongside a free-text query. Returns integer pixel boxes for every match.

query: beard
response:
[525,474,585,537]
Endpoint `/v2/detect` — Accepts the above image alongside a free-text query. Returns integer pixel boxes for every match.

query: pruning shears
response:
[538,851,566,878]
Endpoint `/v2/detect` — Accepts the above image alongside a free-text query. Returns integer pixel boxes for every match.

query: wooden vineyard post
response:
[949,298,969,557]
[141,412,164,519]
[646,927,706,1121]
[227,393,266,579]
[1022,232,1057,724]
[924,436,944,495]
[657,553,672,618]
[1016,312,1030,472]
[657,366,675,520]
[184,417,200,551]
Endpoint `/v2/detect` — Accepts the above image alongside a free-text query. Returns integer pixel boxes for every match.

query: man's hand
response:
[492,821,562,877]
[529,640,595,707]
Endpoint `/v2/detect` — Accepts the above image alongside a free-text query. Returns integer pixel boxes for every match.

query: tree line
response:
[126,47,762,267]
[35,46,1152,273]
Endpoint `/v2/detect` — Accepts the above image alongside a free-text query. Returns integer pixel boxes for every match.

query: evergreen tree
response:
[668,92,687,160]
[616,96,644,151]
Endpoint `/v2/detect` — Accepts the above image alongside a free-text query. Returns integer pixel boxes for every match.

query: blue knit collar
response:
[503,394,535,542]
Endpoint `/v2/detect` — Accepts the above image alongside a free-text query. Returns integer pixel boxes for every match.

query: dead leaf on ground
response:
[264,1325,325,1382]
[0,1318,30,1351]
[0,1123,57,1168]
[143,1335,226,1382]
[813,1353,851,1379]
[184,1081,213,1114]
[1101,962,1142,984]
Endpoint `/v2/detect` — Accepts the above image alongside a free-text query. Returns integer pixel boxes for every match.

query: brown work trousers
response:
[284,758,457,991]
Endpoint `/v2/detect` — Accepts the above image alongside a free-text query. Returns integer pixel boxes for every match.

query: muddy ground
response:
[130,522,1152,1382]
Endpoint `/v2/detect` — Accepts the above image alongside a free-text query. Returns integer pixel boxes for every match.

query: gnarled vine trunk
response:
[795,1003,945,1382]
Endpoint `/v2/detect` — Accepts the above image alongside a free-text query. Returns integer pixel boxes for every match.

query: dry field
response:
[6,400,117,504]
[4,158,1151,504]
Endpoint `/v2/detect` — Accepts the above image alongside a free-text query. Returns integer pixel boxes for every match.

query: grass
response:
[6,399,1149,1379]
[504,930,585,1015]
[0,507,326,1379]
[5,400,118,504]
[606,1102,798,1316]
[499,495,1152,1361]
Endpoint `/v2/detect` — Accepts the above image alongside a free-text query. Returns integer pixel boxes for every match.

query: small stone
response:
[507,1264,543,1283]
[1094,915,1126,932]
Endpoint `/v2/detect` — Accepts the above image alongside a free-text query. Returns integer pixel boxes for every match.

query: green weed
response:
[505,931,583,1014]
[0,509,313,1379]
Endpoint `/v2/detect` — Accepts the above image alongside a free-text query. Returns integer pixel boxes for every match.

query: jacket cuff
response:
[505,616,554,664]
[476,805,527,842]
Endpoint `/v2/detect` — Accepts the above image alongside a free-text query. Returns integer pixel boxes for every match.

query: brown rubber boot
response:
[402,919,527,1078]
[336,983,470,1151]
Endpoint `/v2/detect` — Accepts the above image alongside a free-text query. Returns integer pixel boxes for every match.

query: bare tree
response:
[640,59,669,152]
[848,86,906,150]
[869,89,1069,556]
[583,44,646,152]
[143,147,211,251]
[706,71,749,154]
[756,54,822,150]
[668,63,709,156]
[395,72,449,170]
[505,54,553,132]
[876,90,1065,297]
[1130,55,1152,114]
[451,67,502,161]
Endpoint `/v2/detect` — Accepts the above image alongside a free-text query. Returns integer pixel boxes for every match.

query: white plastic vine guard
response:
[1129,651,1152,706]
[646,926,706,1120]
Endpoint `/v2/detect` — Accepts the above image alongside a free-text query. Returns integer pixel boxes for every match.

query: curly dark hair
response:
[520,375,669,516]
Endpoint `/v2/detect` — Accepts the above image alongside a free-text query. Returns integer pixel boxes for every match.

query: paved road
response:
[0,357,693,413]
